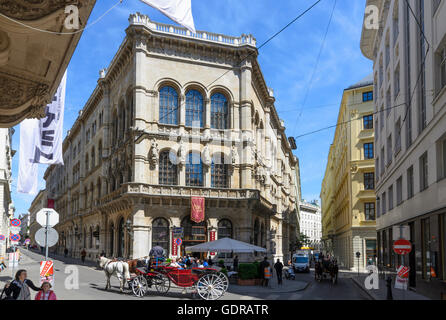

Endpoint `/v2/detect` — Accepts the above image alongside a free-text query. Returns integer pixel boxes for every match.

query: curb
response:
[230,281,311,295]
[350,277,376,300]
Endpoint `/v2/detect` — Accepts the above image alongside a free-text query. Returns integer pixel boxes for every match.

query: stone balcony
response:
[128,12,257,48]
[99,183,261,206]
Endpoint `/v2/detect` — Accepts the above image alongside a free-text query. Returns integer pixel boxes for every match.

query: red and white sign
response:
[393,239,412,255]
[39,260,54,286]
[191,197,205,223]
[397,265,410,278]
[10,219,21,227]
[171,232,178,257]
[210,231,216,256]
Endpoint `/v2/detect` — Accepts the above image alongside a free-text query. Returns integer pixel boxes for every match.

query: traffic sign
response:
[397,265,410,279]
[393,239,412,255]
[10,219,21,227]
[0,235,5,241]
[36,208,59,228]
[10,234,20,242]
[39,260,54,286]
[35,227,59,248]
[175,238,182,246]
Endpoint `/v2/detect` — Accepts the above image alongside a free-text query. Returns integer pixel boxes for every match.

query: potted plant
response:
[237,263,259,286]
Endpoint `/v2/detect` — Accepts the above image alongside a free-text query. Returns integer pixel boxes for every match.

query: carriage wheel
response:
[215,272,229,292]
[131,275,148,298]
[196,273,227,300]
[154,273,171,294]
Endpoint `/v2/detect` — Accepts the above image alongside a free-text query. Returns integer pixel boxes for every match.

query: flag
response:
[140,0,196,33]
[18,71,67,194]
[17,119,39,195]
[191,197,205,223]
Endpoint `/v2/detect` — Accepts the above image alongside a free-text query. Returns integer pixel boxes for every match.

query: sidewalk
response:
[351,274,430,300]
[229,279,310,295]
[28,248,98,269]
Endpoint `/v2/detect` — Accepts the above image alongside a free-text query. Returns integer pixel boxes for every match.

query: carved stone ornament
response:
[202,144,211,167]
[231,145,238,165]
[177,140,186,166]
[149,138,159,167]
[0,0,80,21]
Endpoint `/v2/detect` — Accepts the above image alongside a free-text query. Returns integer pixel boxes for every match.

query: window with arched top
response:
[159,86,179,125]
[211,93,229,129]
[186,152,203,186]
[218,219,233,239]
[152,218,169,256]
[159,150,178,185]
[185,89,203,127]
[254,219,260,246]
[211,155,229,188]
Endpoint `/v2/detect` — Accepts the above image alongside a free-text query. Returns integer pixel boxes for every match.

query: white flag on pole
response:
[18,71,67,195]
[17,119,39,195]
[140,0,196,33]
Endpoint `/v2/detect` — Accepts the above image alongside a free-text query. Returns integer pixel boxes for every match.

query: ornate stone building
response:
[0,0,96,127]
[43,13,300,262]
[0,128,14,257]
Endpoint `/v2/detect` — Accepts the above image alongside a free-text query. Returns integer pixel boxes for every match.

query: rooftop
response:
[345,73,373,91]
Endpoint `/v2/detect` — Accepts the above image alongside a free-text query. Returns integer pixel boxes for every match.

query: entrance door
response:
[181,217,207,258]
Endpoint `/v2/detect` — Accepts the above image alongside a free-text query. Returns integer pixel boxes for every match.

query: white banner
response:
[35,71,66,165]
[17,119,39,195]
[18,71,66,195]
[140,0,196,33]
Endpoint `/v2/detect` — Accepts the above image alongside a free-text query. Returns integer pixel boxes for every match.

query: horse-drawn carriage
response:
[128,258,229,300]
[314,258,338,284]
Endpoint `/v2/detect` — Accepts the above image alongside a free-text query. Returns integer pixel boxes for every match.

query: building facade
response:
[0,128,14,257]
[0,1,96,127]
[299,200,322,246]
[321,76,377,272]
[43,13,301,263]
[360,0,446,299]
[28,190,47,248]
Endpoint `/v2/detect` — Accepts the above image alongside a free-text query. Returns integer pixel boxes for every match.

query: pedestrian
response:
[81,248,87,264]
[202,259,209,267]
[274,259,284,285]
[207,256,213,266]
[4,269,40,300]
[64,248,68,258]
[185,255,192,269]
[35,282,57,300]
[191,258,198,268]
[233,255,239,272]
[259,257,270,287]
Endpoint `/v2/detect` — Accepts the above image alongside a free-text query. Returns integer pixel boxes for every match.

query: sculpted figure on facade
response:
[231,145,238,165]
[149,138,159,168]
[178,139,186,166]
[202,144,211,167]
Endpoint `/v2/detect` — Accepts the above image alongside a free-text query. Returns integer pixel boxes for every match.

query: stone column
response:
[132,204,150,259]
[99,213,107,254]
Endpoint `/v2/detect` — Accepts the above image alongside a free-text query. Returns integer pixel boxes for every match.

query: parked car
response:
[292,252,310,273]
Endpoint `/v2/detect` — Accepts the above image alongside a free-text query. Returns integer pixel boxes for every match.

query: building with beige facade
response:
[360,0,446,299]
[321,76,377,272]
[0,128,14,258]
[42,13,301,263]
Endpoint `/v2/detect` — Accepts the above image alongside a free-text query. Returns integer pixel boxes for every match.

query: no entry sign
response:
[393,239,412,255]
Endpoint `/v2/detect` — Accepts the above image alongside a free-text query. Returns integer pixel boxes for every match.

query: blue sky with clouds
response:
[10,0,372,216]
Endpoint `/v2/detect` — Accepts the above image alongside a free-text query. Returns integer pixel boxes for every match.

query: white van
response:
[292,252,310,273]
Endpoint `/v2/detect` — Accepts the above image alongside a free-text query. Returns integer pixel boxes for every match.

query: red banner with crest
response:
[191,197,205,223]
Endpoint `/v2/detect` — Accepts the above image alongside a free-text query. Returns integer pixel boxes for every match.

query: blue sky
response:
[10,0,372,216]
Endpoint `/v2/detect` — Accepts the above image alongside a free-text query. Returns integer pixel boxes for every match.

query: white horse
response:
[97,256,131,293]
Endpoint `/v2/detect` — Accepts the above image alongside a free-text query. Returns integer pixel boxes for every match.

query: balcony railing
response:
[99,183,260,205]
[129,12,257,48]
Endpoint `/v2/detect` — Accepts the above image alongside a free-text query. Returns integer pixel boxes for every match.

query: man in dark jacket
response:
[4,270,40,300]
[274,259,284,285]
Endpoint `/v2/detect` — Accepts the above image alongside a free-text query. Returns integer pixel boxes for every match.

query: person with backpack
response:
[3,269,40,300]
[35,282,57,300]
[259,257,271,287]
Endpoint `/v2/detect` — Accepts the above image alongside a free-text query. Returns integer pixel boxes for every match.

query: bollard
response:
[386,276,393,300]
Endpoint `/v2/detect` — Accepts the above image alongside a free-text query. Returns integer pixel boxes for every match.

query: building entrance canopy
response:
[185,237,266,253]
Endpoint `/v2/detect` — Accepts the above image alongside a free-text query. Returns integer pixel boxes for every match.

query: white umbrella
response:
[185,237,267,253]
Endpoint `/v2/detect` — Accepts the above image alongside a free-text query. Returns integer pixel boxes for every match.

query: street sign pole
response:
[45,210,49,261]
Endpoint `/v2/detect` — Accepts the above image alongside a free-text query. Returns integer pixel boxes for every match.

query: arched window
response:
[91,147,95,169]
[182,217,207,244]
[112,111,118,143]
[89,227,93,249]
[120,105,126,137]
[109,223,114,257]
[95,226,100,249]
[97,178,102,201]
[211,93,228,129]
[253,219,260,246]
[152,218,169,256]
[211,155,229,188]
[85,153,89,172]
[127,166,132,183]
[159,150,178,185]
[260,223,265,247]
[159,86,179,125]
[185,89,203,127]
[186,152,203,186]
[218,219,233,239]
[98,140,103,164]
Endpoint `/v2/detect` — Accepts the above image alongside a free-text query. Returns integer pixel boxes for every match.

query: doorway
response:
[181,217,207,259]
